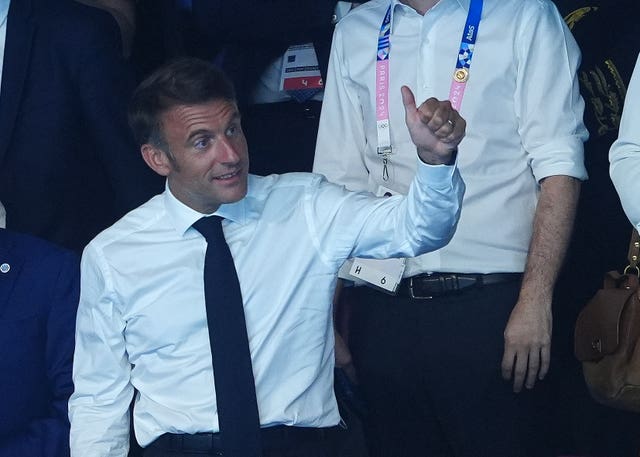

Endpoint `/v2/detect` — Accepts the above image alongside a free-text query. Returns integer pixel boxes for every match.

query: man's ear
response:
[141,144,172,177]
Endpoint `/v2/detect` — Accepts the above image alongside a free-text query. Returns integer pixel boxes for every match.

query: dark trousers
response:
[143,426,347,457]
[348,281,553,457]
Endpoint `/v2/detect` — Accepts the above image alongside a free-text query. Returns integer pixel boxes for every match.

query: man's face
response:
[144,99,250,214]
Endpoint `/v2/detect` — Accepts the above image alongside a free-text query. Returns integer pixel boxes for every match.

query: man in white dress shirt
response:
[68,57,466,456]
[313,0,588,455]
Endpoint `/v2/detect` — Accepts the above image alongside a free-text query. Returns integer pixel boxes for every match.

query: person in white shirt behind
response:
[313,0,588,455]
[610,53,640,228]
[68,57,465,457]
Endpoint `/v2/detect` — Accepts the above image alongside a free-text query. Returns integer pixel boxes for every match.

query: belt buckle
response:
[408,276,433,299]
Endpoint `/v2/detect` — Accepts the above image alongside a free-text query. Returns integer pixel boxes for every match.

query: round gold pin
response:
[453,68,469,83]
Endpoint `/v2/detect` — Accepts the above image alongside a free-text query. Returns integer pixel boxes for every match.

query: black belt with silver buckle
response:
[397,272,522,299]
[148,425,340,455]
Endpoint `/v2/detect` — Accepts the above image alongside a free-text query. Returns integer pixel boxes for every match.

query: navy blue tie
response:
[193,216,262,457]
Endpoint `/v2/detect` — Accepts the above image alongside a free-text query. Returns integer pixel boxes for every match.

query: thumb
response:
[400,85,417,115]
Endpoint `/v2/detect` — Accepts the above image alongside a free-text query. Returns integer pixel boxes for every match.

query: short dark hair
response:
[128,57,237,148]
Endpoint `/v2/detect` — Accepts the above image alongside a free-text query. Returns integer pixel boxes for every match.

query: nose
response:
[218,137,241,164]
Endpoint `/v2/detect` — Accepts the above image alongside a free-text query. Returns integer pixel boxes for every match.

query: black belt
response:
[148,425,340,455]
[397,272,522,299]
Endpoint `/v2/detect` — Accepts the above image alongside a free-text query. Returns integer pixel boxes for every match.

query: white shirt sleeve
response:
[313,26,370,191]
[514,1,588,182]
[610,53,640,230]
[69,244,133,457]
[308,159,465,266]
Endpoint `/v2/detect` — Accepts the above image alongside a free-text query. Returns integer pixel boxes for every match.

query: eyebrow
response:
[184,113,242,144]
[186,129,214,144]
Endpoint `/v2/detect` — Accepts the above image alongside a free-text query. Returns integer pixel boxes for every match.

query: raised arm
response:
[309,87,466,265]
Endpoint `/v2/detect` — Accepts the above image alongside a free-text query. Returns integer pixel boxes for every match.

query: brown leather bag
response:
[574,229,640,413]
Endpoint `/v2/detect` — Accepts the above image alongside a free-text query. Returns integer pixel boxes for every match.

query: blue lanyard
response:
[377,6,392,63]
[452,0,483,87]
[375,5,393,176]
[375,0,483,180]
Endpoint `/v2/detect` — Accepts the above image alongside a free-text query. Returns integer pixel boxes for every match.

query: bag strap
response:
[625,229,640,276]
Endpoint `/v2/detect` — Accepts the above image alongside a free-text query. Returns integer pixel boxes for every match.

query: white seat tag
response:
[348,258,406,293]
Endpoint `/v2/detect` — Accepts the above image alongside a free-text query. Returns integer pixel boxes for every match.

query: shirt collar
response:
[162,179,250,237]
[389,0,470,33]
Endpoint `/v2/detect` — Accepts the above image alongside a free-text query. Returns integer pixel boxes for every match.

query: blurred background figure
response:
[0,0,162,253]
[76,0,136,59]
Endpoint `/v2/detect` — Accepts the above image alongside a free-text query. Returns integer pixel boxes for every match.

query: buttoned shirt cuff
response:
[415,157,458,190]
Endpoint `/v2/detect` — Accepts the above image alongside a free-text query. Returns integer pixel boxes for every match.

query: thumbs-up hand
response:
[401,86,466,165]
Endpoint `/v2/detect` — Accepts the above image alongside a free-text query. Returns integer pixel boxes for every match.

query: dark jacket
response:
[0,228,79,457]
[0,0,162,253]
